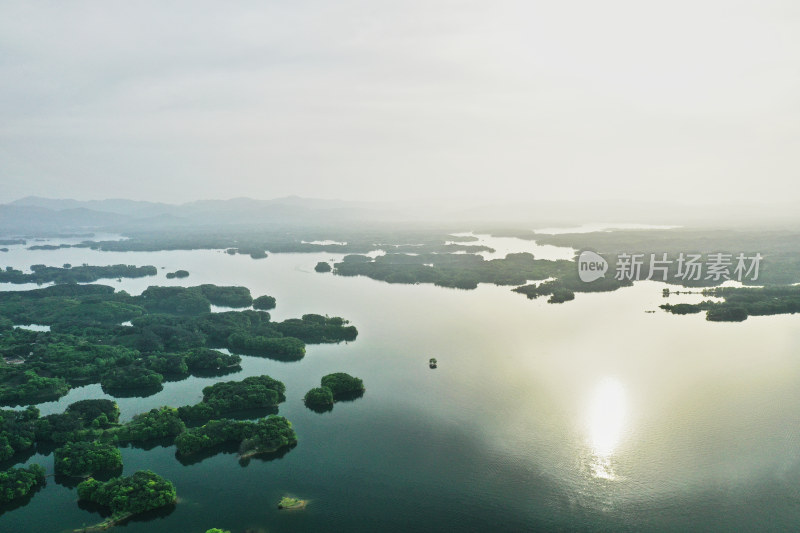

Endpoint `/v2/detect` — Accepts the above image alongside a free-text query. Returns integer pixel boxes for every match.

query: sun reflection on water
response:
[587,377,627,480]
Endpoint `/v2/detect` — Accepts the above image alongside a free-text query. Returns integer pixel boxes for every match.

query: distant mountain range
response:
[0,196,401,234]
[1,195,797,236]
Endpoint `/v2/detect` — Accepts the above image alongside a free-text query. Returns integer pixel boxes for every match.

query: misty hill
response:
[0,205,128,234]
[0,196,401,235]
[3,196,799,237]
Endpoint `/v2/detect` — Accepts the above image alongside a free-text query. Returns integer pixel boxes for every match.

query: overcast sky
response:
[1,1,799,206]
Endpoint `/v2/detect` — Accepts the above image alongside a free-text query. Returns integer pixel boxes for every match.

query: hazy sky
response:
[1,1,799,205]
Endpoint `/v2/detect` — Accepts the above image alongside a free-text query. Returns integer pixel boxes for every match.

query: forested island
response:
[0,372,299,522]
[661,285,800,322]
[175,416,297,458]
[0,465,45,505]
[252,295,276,310]
[331,251,631,303]
[0,264,157,285]
[50,227,492,257]
[0,283,357,405]
[165,269,189,279]
[177,375,286,422]
[333,252,565,289]
[304,373,364,411]
[77,470,176,529]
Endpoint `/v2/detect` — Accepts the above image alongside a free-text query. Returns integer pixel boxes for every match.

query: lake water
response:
[1,237,799,532]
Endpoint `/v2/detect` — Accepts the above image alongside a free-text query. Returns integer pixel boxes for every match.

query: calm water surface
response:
[0,237,799,532]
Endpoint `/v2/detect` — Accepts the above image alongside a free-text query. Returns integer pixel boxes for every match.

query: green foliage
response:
[0,285,144,327]
[115,407,186,442]
[23,341,139,382]
[274,314,357,344]
[122,314,205,352]
[512,264,631,303]
[66,399,120,425]
[73,228,495,257]
[305,373,364,410]
[227,333,305,360]
[34,412,85,444]
[0,370,70,406]
[0,264,156,285]
[195,310,274,346]
[314,261,332,272]
[185,348,241,373]
[706,307,748,322]
[197,285,253,308]
[145,353,189,375]
[101,365,163,391]
[0,464,45,504]
[0,283,357,409]
[252,295,276,310]
[77,470,176,516]
[662,286,800,321]
[165,269,190,279]
[320,372,365,399]
[660,303,702,315]
[178,375,285,422]
[278,496,305,509]
[54,441,122,476]
[35,399,117,443]
[547,287,575,303]
[175,416,296,456]
[335,252,569,290]
[0,407,39,460]
[706,285,800,316]
[138,286,211,315]
[303,387,333,408]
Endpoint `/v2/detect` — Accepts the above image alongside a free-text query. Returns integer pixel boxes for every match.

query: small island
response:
[115,407,186,442]
[303,387,334,409]
[314,261,332,273]
[321,372,365,399]
[660,285,800,322]
[76,470,177,529]
[278,496,307,510]
[0,464,46,505]
[174,415,297,457]
[429,357,437,368]
[304,373,365,411]
[165,269,190,279]
[0,264,157,285]
[177,374,286,422]
[252,294,277,310]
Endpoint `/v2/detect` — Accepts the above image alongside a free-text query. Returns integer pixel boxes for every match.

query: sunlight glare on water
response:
[587,377,627,480]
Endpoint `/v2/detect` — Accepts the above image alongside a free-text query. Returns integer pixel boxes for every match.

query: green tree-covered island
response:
[0,282,356,405]
[76,470,176,529]
[304,373,365,411]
